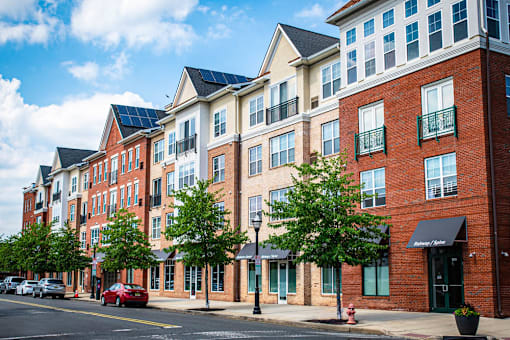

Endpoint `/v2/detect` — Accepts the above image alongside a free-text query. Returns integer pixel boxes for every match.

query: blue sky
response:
[0,0,345,236]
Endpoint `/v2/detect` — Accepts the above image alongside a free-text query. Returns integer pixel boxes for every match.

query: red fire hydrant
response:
[346,303,357,324]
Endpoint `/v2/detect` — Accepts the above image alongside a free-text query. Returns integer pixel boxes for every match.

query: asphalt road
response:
[0,294,402,339]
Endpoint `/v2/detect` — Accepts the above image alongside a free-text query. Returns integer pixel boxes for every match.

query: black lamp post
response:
[90,244,96,299]
[252,212,262,315]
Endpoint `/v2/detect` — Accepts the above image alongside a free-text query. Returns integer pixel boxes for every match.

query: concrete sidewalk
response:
[68,293,510,339]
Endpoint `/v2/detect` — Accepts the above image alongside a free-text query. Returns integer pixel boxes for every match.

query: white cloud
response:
[64,52,130,83]
[104,52,129,79]
[64,61,100,82]
[0,74,153,236]
[207,23,231,40]
[0,0,37,20]
[197,5,209,14]
[70,0,198,51]
[295,3,326,19]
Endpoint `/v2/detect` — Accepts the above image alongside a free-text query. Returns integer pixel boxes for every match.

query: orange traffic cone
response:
[74,290,79,298]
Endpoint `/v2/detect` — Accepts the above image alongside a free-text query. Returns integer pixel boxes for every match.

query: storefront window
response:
[322,266,341,295]
[248,261,262,293]
[363,251,389,296]
[288,262,296,294]
[269,262,278,293]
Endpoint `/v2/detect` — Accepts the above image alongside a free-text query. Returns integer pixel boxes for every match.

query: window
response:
[178,162,195,189]
[71,177,77,193]
[110,157,118,184]
[322,266,341,295]
[383,32,395,70]
[270,131,295,167]
[361,168,386,208]
[135,146,140,168]
[98,163,103,183]
[422,79,454,138]
[211,265,224,292]
[184,266,202,291]
[248,261,262,293]
[363,251,389,296]
[358,102,385,154]
[93,166,97,185]
[128,150,133,171]
[96,195,101,216]
[154,140,164,163]
[364,19,374,37]
[127,185,132,207]
[288,262,296,293]
[120,187,124,209]
[321,61,340,99]
[150,265,160,290]
[102,192,107,214]
[164,260,174,290]
[428,11,443,52]
[92,196,96,216]
[270,187,292,221]
[80,231,86,249]
[152,178,161,207]
[346,28,356,45]
[382,9,394,28]
[70,204,75,222]
[67,272,72,286]
[249,196,262,226]
[167,171,175,195]
[104,160,108,182]
[506,75,510,117]
[102,225,110,244]
[322,120,340,156]
[214,109,227,137]
[249,96,264,126]
[91,227,99,246]
[83,173,88,190]
[214,202,225,226]
[249,145,262,176]
[364,41,376,77]
[166,212,174,228]
[120,153,125,174]
[406,22,419,61]
[269,262,278,293]
[152,216,161,239]
[127,268,134,283]
[168,132,176,155]
[452,0,468,42]
[347,50,357,84]
[405,0,417,17]
[425,153,457,199]
[134,182,139,205]
[212,155,225,183]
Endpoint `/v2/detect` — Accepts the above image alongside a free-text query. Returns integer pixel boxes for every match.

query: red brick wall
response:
[22,191,36,228]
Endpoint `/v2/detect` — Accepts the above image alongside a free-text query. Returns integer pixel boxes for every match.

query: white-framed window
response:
[346,27,356,45]
[134,182,139,205]
[428,0,440,7]
[102,225,111,244]
[36,216,42,224]
[452,0,468,42]
[364,18,374,37]
[92,196,96,216]
[248,261,261,293]
[249,145,262,176]
[364,41,376,77]
[93,166,97,185]
[166,212,174,227]
[70,204,75,222]
[321,60,341,99]
[405,0,418,17]
[150,265,160,290]
[104,160,108,182]
[425,153,457,199]
[96,195,101,215]
[358,101,385,154]
[83,173,88,190]
[406,22,419,61]
[212,155,225,183]
[322,120,340,156]
[249,96,264,127]
[120,187,125,209]
[270,187,292,221]
[347,50,357,84]
[383,32,395,70]
[248,196,262,226]
[270,131,295,168]
[110,157,118,183]
[154,139,164,163]
[382,9,394,28]
[80,231,86,249]
[121,153,126,174]
[506,75,510,117]
[128,150,133,171]
[214,109,227,137]
[127,185,132,207]
[178,162,195,189]
[71,176,77,194]
[211,264,224,292]
[135,145,140,168]
[361,168,386,208]
[152,216,161,239]
[164,260,174,291]
[127,268,134,284]
[321,266,340,295]
[91,227,100,246]
[102,192,107,214]
[167,171,175,195]
[428,11,443,52]
[98,163,102,183]
[184,266,202,292]
[214,202,225,226]
[421,79,454,138]
[168,131,176,155]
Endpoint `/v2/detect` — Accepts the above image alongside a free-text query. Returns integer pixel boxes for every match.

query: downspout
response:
[479,0,502,317]
[233,91,242,302]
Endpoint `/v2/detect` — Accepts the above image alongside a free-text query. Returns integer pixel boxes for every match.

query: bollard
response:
[346,303,357,324]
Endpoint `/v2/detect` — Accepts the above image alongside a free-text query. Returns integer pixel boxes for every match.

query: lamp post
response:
[252,212,262,315]
[90,244,96,299]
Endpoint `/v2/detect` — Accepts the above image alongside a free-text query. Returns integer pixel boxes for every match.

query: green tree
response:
[0,234,21,274]
[19,222,55,277]
[266,153,389,319]
[165,179,248,309]
[100,209,158,276]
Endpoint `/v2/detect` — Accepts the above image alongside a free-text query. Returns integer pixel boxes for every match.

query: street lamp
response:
[90,244,96,299]
[252,212,262,315]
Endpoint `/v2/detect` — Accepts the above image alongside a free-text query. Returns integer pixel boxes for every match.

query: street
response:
[0,294,402,339]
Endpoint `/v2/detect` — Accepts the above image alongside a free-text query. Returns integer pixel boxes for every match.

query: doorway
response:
[278,262,287,304]
[428,246,464,312]
[185,266,201,299]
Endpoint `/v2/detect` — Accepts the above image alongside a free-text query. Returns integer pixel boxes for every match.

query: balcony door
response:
[422,80,454,137]
[179,118,195,140]
[358,102,384,154]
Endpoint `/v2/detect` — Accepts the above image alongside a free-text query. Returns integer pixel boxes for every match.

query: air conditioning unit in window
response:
[311,96,319,109]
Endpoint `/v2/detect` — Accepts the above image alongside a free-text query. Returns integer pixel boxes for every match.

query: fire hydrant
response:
[346,303,357,324]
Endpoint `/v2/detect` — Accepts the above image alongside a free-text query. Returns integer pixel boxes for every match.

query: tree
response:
[0,234,21,274]
[20,222,55,276]
[266,153,390,320]
[101,209,158,275]
[165,179,248,309]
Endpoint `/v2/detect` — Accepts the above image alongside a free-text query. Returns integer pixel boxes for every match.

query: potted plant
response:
[454,304,480,335]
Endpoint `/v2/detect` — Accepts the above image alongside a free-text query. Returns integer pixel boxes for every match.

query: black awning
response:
[151,249,170,262]
[407,216,466,248]
[236,243,290,260]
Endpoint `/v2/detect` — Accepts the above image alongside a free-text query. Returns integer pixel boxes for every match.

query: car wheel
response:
[115,297,122,307]
[39,291,44,298]
[101,296,106,306]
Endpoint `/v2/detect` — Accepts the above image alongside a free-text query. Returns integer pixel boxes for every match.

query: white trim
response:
[213,106,228,139]
[320,59,341,102]
[207,134,239,150]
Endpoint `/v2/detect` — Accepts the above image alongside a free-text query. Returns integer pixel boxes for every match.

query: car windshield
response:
[12,278,24,283]
[47,279,63,284]
[28,281,38,284]
[124,284,144,290]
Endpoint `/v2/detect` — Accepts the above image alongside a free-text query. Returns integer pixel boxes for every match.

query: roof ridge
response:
[278,23,338,40]
[185,65,251,77]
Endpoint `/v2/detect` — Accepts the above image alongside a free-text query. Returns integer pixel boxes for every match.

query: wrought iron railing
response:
[266,97,298,125]
[52,192,61,202]
[355,126,386,161]
[417,106,457,145]
[35,201,43,210]
[176,134,197,158]
[151,195,162,208]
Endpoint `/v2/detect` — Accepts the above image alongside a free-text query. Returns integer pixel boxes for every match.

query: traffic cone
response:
[74,290,79,298]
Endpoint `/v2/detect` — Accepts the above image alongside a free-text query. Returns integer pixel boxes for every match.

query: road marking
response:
[0,298,180,329]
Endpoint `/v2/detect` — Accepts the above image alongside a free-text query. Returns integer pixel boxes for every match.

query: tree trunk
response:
[205,264,210,310]
[336,263,342,320]
[73,270,78,293]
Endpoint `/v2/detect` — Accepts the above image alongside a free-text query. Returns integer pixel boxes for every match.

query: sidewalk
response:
[68,293,510,339]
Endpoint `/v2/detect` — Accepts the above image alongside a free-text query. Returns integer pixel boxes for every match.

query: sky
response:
[0,0,345,236]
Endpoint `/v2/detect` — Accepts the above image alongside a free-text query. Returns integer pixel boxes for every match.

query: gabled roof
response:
[56,147,96,168]
[279,24,338,58]
[40,165,52,185]
[110,104,167,139]
[184,67,251,97]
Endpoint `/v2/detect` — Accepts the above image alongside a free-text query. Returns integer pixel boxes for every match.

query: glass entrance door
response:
[186,266,201,299]
[429,246,464,312]
[278,262,287,304]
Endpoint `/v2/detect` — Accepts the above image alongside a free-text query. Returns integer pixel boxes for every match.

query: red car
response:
[101,283,148,307]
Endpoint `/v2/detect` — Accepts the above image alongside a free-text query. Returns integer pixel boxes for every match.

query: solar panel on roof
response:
[139,117,150,127]
[199,69,215,83]
[224,73,237,84]
[114,104,162,129]
[212,71,227,84]
[236,75,248,83]
[119,114,132,126]
[117,105,129,115]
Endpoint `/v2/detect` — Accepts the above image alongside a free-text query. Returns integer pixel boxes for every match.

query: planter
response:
[455,315,480,335]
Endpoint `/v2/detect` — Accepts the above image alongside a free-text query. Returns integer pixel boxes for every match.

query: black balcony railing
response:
[266,97,298,125]
[35,201,43,210]
[107,205,117,217]
[109,170,118,185]
[355,126,386,161]
[151,195,162,208]
[80,214,87,225]
[417,106,457,146]
[52,191,61,202]
[176,134,197,157]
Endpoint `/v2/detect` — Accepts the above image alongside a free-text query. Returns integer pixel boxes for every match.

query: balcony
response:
[107,205,117,218]
[109,170,118,185]
[150,195,162,208]
[266,97,298,125]
[52,191,61,202]
[417,106,457,146]
[355,126,386,161]
[176,134,197,157]
[35,201,43,210]
[80,214,87,225]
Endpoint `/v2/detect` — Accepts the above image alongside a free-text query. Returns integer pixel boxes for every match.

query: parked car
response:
[16,280,39,295]
[1,277,25,294]
[101,283,148,307]
[32,278,66,299]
